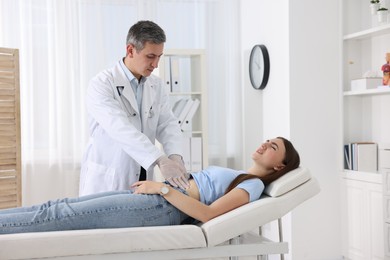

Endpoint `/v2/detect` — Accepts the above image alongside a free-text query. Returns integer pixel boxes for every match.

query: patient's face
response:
[252,138,286,170]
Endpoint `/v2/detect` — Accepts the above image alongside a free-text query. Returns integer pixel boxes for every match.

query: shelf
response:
[343,87,390,96]
[163,49,205,57]
[341,170,382,184]
[184,130,203,135]
[343,24,390,41]
[170,92,202,96]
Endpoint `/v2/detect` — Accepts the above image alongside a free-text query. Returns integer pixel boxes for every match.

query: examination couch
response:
[0,167,320,259]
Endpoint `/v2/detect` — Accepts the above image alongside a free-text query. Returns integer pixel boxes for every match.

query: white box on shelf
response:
[355,143,377,172]
[350,78,382,91]
[379,143,390,169]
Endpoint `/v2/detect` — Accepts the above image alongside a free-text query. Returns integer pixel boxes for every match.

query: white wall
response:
[240,0,291,257]
[289,0,342,259]
[241,0,342,259]
[240,0,290,169]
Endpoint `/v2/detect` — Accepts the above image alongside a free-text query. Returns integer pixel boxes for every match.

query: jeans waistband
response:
[163,181,189,195]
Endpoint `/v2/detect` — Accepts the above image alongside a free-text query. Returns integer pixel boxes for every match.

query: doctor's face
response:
[126,42,164,80]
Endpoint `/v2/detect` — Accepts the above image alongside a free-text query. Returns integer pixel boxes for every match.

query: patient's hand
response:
[131,181,164,195]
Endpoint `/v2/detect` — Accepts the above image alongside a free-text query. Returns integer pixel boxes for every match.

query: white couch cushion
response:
[0,225,206,260]
[201,175,320,247]
[263,167,311,197]
[200,167,319,247]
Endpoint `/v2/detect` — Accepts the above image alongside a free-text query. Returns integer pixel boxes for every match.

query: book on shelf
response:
[344,142,378,172]
[344,144,351,170]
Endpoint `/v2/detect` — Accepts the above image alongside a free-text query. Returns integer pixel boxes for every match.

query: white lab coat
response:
[79,60,183,196]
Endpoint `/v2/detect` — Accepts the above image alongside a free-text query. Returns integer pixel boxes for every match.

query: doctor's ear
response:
[126,44,136,57]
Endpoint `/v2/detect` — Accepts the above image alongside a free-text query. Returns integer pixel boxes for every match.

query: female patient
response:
[0,137,299,234]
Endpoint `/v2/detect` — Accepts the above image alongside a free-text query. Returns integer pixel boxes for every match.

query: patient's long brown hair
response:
[224,137,300,194]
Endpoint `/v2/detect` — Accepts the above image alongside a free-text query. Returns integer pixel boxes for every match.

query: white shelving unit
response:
[158,49,208,171]
[341,0,389,259]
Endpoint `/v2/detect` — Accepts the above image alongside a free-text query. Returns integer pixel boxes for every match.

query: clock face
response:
[249,45,270,90]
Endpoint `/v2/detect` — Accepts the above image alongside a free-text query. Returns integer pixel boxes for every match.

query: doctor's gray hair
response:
[126,20,166,51]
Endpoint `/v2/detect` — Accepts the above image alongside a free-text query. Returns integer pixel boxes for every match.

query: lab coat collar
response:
[113,60,156,116]
[113,61,139,113]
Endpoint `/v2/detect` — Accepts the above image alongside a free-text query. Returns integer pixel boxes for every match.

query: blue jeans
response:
[0,190,189,234]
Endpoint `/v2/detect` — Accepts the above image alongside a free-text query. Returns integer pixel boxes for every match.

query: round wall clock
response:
[249,44,270,90]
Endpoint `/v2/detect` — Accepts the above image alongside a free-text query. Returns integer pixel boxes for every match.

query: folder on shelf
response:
[180,57,192,92]
[170,57,181,92]
[190,137,202,172]
[182,137,191,171]
[180,136,203,172]
[181,98,200,131]
[170,56,192,93]
[163,56,171,90]
[172,98,188,121]
[177,98,194,125]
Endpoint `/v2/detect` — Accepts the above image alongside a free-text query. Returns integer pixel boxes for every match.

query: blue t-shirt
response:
[191,166,264,205]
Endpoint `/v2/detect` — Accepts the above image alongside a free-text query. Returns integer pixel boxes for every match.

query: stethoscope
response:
[116,86,154,118]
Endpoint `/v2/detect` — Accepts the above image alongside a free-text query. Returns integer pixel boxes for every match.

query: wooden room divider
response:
[0,48,21,209]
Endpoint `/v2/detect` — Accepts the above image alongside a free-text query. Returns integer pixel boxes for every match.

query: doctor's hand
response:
[157,155,189,190]
[169,154,191,185]
[169,154,185,168]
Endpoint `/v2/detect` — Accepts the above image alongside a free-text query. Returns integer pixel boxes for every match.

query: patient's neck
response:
[247,165,272,178]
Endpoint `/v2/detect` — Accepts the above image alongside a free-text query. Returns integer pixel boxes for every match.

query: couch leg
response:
[278,218,284,260]
[229,236,240,260]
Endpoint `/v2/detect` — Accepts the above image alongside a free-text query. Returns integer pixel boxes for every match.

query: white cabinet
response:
[341,0,389,259]
[384,171,390,259]
[158,49,208,171]
[341,172,384,260]
[382,146,390,259]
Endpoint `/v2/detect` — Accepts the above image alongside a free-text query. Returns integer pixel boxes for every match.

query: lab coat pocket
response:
[82,161,116,194]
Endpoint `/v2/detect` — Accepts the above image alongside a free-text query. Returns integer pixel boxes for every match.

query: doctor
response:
[79,20,188,196]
